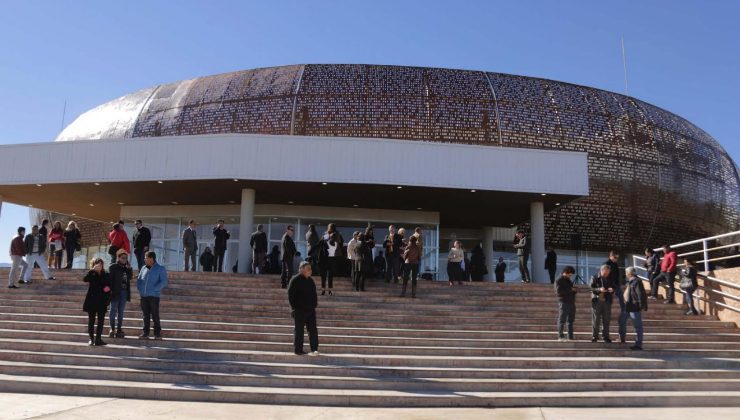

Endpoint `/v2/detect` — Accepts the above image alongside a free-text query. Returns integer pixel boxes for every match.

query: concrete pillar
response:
[482,226,495,281]
[0,194,3,220]
[237,189,255,274]
[530,201,546,283]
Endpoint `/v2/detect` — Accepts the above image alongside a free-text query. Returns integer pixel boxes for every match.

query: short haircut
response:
[663,244,671,250]
[625,266,636,276]
[189,219,195,225]
[645,248,654,254]
[299,260,311,270]
[112,223,120,231]
[287,225,294,231]
[609,250,619,257]
[562,265,575,274]
[31,225,39,230]
[415,227,422,233]
[217,219,225,223]
[409,235,418,244]
[118,220,125,225]
[257,224,263,231]
[600,264,611,272]
[17,227,25,235]
[41,219,49,226]
[135,219,143,224]
[145,251,157,261]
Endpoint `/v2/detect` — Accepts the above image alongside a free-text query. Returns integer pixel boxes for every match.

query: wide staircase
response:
[1,268,740,407]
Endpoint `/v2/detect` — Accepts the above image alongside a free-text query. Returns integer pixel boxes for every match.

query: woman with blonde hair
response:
[63,221,82,269]
[83,258,111,346]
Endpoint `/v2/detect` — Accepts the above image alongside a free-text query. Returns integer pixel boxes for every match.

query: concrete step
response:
[1,373,740,407]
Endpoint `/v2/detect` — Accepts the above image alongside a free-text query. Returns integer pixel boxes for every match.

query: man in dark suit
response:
[250,225,268,274]
[494,256,507,283]
[182,220,198,272]
[280,225,297,288]
[212,219,230,272]
[288,261,319,356]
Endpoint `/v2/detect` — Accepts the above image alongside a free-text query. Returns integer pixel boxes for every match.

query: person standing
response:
[624,266,648,350]
[363,225,376,280]
[383,225,402,284]
[469,244,486,282]
[347,231,359,284]
[63,221,81,269]
[132,220,151,271]
[513,230,531,283]
[322,224,343,295]
[288,261,320,356]
[108,249,133,338]
[38,219,49,268]
[107,223,131,265]
[200,247,215,272]
[652,245,678,303]
[47,221,65,270]
[8,227,27,289]
[644,248,659,298]
[680,259,700,315]
[306,224,320,273]
[401,235,421,297]
[555,265,577,341]
[23,225,55,283]
[280,225,297,289]
[137,251,168,340]
[83,258,111,346]
[353,233,368,292]
[182,220,198,272]
[494,257,507,283]
[590,264,614,343]
[250,224,268,274]
[605,251,627,343]
[447,240,465,286]
[212,219,230,272]
[545,246,557,284]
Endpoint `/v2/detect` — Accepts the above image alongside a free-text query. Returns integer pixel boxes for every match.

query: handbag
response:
[680,275,694,290]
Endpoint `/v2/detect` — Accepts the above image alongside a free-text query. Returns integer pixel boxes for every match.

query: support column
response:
[0,194,3,220]
[237,189,255,274]
[530,201,546,283]
[482,226,495,281]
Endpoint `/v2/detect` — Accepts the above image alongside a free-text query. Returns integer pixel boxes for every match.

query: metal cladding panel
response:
[0,134,588,196]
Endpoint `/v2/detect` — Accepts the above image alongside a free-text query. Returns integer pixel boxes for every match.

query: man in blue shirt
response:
[137,251,168,340]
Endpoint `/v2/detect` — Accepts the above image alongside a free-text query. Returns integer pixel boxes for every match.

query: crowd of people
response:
[6,218,705,356]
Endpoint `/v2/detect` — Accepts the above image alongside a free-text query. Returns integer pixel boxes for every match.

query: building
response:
[1,64,738,281]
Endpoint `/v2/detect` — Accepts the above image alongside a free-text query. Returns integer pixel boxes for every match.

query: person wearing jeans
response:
[137,251,168,340]
[652,245,678,303]
[590,264,614,342]
[23,225,55,283]
[8,227,27,289]
[680,259,700,315]
[605,251,627,343]
[108,249,133,338]
[624,267,648,350]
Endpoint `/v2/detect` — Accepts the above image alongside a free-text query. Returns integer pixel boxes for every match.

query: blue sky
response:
[1,1,738,262]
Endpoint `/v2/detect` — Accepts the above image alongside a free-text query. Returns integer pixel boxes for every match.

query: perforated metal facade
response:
[56,64,740,251]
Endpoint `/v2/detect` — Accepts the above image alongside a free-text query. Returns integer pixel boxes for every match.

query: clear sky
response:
[1,0,738,263]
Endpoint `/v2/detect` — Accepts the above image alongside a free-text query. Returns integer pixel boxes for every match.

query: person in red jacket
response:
[650,244,678,303]
[107,223,131,264]
[8,227,28,288]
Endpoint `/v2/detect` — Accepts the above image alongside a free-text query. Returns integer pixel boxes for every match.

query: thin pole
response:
[621,37,629,95]
[60,100,67,132]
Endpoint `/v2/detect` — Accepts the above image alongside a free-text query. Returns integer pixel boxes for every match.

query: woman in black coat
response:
[63,221,82,269]
[83,258,111,346]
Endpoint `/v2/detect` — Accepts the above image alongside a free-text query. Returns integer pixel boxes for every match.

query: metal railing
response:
[631,230,740,315]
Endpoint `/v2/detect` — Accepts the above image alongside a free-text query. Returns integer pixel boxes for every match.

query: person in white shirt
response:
[347,231,359,282]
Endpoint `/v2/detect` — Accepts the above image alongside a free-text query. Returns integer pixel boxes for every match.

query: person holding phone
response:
[83,258,111,346]
[590,264,614,343]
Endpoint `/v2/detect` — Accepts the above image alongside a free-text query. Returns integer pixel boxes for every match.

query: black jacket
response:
[83,270,111,313]
[200,251,215,271]
[605,259,622,287]
[212,227,230,250]
[625,276,648,312]
[644,254,658,276]
[250,231,268,253]
[306,231,320,258]
[555,275,577,304]
[108,263,133,302]
[64,229,81,248]
[545,250,557,270]
[281,233,296,261]
[24,233,47,255]
[383,234,403,257]
[680,266,699,290]
[495,262,506,276]
[590,274,615,304]
[132,226,151,250]
[287,273,318,314]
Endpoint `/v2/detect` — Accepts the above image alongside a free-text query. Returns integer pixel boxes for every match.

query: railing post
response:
[703,240,710,272]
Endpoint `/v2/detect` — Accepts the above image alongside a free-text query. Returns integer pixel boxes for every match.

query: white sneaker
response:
[308,351,320,356]
[558,337,567,342]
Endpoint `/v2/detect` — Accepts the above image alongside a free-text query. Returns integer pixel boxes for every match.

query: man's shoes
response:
[558,337,567,342]
[604,338,612,343]
[294,350,307,356]
[630,345,643,350]
[8,285,18,289]
[647,296,657,300]
[47,276,55,280]
[138,333,149,340]
[664,300,675,304]
[108,329,116,338]
[321,290,326,296]
[591,337,598,343]
[18,279,27,284]
[115,329,125,338]
[88,339,95,346]
[308,351,320,356]
[620,337,626,344]
[686,310,698,315]
[568,336,575,341]
[94,338,107,346]
[154,335,163,341]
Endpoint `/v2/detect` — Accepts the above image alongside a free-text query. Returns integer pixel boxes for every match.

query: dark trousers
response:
[652,270,677,301]
[281,258,293,288]
[134,248,145,271]
[615,285,628,340]
[65,242,76,268]
[87,310,106,340]
[518,254,530,282]
[184,249,197,272]
[548,268,556,284]
[214,248,226,272]
[321,257,338,289]
[293,310,319,353]
[558,301,576,339]
[353,259,365,291]
[591,299,611,339]
[495,273,505,283]
[385,254,400,283]
[402,262,419,296]
[252,251,266,274]
[140,297,161,336]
